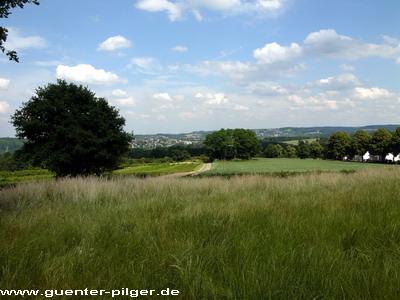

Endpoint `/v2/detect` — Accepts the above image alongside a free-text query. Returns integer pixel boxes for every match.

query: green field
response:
[113,162,202,177]
[282,138,317,145]
[0,169,54,186]
[205,158,392,175]
[1,169,400,298]
[0,162,202,186]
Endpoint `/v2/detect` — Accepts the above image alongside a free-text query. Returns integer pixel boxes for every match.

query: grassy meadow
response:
[0,162,202,186]
[113,161,202,177]
[1,169,400,299]
[205,158,392,176]
[282,138,317,145]
[0,169,54,186]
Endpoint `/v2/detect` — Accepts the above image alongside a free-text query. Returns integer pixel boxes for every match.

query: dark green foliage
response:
[309,140,324,158]
[297,140,311,159]
[369,128,392,159]
[326,131,352,160]
[0,0,40,62]
[264,144,283,158]
[171,149,191,161]
[11,80,132,177]
[0,152,29,171]
[204,128,261,160]
[232,128,262,159]
[351,130,371,158]
[391,127,400,157]
[284,145,297,158]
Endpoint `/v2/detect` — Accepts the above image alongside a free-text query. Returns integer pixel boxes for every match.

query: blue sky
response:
[0,0,399,136]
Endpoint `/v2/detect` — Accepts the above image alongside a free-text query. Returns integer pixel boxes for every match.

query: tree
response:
[390,127,400,158]
[1,0,40,62]
[369,128,392,161]
[264,144,280,158]
[351,130,371,160]
[297,140,310,159]
[309,141,324,159]
[232,128,262,159]
[326,131,351,160]
[11,80,133,177]
[284,145,297,158]
[203,128,261,160]
[203,129,235,161]
[171,149,190,162]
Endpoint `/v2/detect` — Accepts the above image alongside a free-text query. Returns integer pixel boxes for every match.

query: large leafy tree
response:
[326,131,351,160]
[11,80,133,177]
[204,128,261,160]
[264,144,283,158]
[1,0,40,62]
[297,140,310,159]
[390,127,400,158]
[351,130,371,159]
[309,140,324,159]
[284,145,297,158]
[232,128,262,159]
[369,128,392,160]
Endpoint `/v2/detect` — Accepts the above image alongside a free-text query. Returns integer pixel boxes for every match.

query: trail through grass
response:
[1,169,400,299]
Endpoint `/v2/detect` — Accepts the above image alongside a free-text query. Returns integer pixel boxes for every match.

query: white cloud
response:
[56,64,128,85]
[381,35,400,45]
[3,28,47,50]
[248,81,288,95]
[34,60,65,67]
[0,101,10,114]
[136,0,182,21]
[116,97,136,106]
[288,94,339,111]
[129,57,162,74]
[233,104,250,111]
[172,45,188,52]
[192,0,240,11]
[179,112,198,119]
[112,89,136,107]
[310,73,360,90]
[136,0,287,20]
[203,93,229,105]
[97,35,132,51]
[139,114,151,119]
[0,78,10,89]
[112,89,129,97]
[353,87,393,99]
[340,64,355,71]
[153,93,173,101]
[304,29,400,60]
[253,42,302,64]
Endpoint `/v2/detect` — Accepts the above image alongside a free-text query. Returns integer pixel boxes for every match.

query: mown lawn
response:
[1,169,400,299]
[205,158,393,175]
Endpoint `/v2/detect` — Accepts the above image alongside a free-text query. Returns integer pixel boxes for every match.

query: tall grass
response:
[1,169,400,299]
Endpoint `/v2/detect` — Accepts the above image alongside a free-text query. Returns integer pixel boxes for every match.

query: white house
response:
[362,151,382,162]
[363,151,370,161]
[385,153,400,162]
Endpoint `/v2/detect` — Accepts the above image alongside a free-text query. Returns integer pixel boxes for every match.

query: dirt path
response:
[160,163,212,179]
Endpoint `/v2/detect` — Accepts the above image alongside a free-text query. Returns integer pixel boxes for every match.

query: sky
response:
[0,0,399,136]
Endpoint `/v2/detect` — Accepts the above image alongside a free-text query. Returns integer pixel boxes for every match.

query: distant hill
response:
[2,125,399,151]
[0,138,25,153]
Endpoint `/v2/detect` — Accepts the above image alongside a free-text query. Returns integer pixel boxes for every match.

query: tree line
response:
[203,128,400,162]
